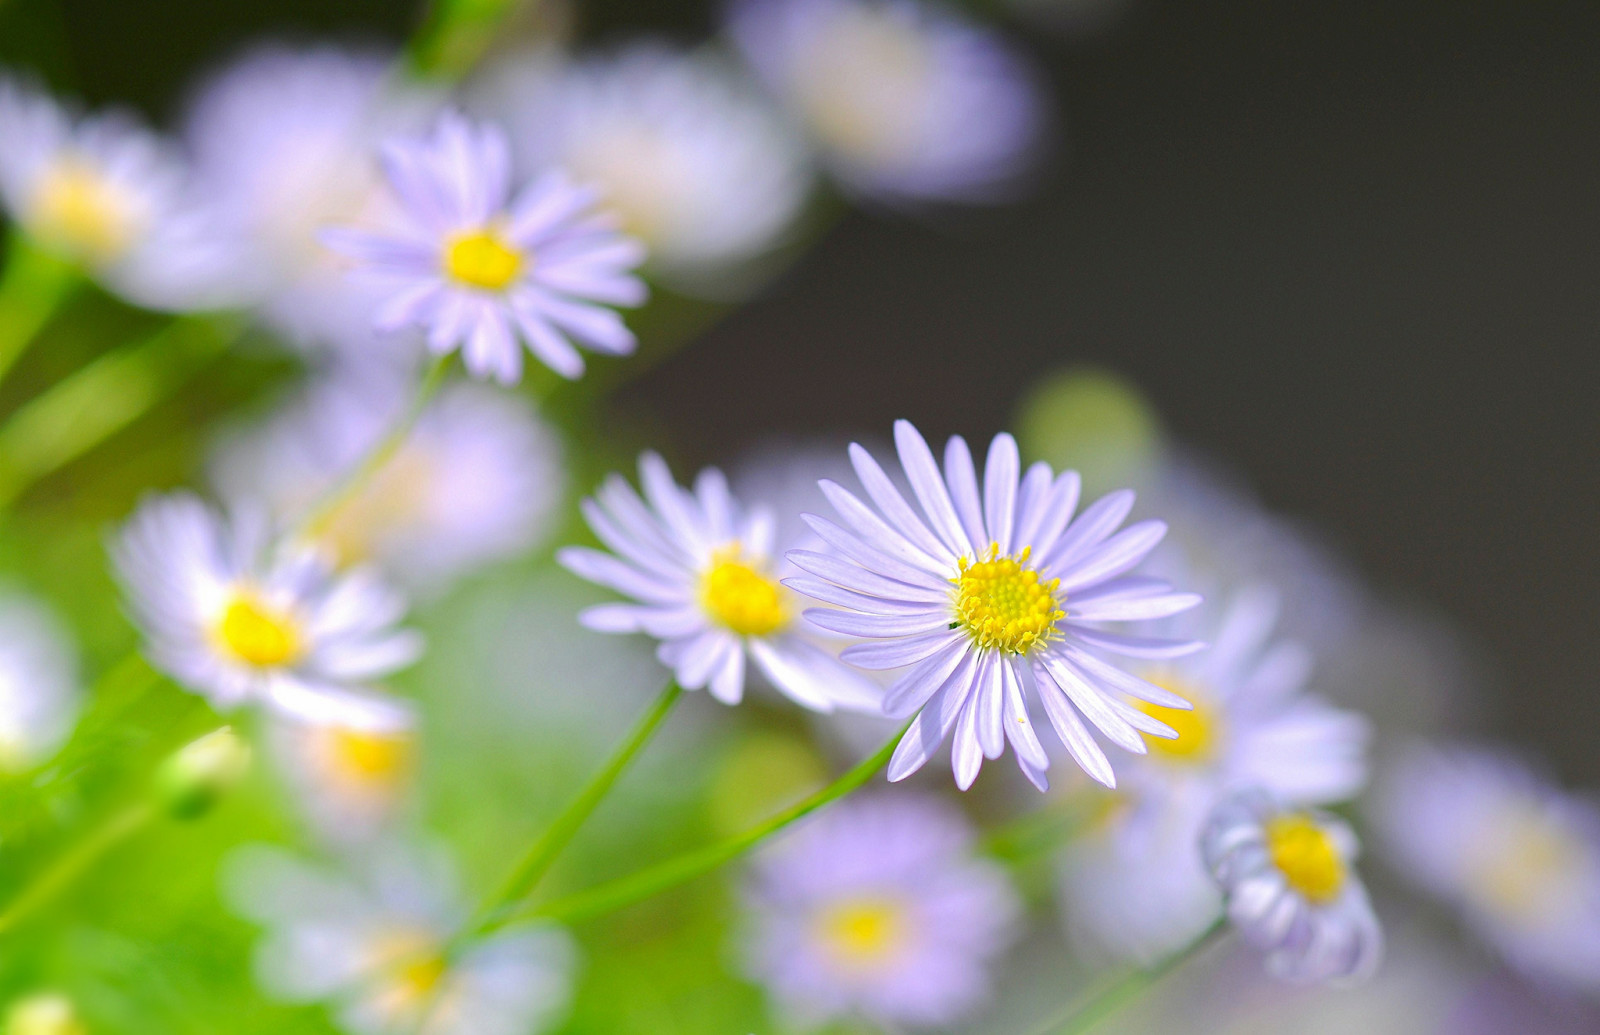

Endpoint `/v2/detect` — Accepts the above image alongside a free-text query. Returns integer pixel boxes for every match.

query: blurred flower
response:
[226,844,573,1035]
[727,0,1044,202]
[786,420,1202,790]
[324,112,646,383]
[1376,744,1600,994]
[739,794,1019,1029]
[156,725,252,819]
[4,994,85,1035]
[113,492,423,724]
[212,372,564,595]
[0,73,237,310]
[183,44,436,357]
[0,591,78,771]
[1061,587,1370,963]
[1202,790,1382,985]
[487,45,810,291]
[559,453,880,711]
[268,703,418,845]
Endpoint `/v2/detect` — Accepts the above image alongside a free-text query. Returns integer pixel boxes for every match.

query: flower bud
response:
[5,994,86,1035]
[155,726,251,820]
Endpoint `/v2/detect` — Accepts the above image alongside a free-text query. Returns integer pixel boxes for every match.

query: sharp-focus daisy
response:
[786,420,1203,791]
[486,45,810,288]
[1201,790,1383,985]
[268,702,418,846]
[211,372,564,595]
[112,492,423,725]
[1376,744,1600,993]
[1060,587,1370,961]
[0,74,238,310]
[0,591,78,771]
[226,844,574,1035]
[740,794,1019,1029]
[184,45,437,357]
[558,453,880,711]
[323,112,647,383]
[727,0,1044,203]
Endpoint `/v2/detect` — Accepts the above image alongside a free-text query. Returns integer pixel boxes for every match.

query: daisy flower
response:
[1201,789,1383,985]
[211,371,564,595]
[324,112,647,383]
[727,0,1044,203]
[0,74,238,310]
[1060,586,1370,962]
[112,492,423,725]
[740,794,1019,1029]
[486,44,810,288]
[1376,744,1600,993]
[785,420,1203,791]
[558,453,880,711]
[226,844,574,1035]
[268,703,418,846]
[183,45,438,357]
[0,591,78,771]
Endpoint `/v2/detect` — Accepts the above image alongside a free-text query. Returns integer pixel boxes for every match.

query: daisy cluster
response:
[0,2,1588,1033]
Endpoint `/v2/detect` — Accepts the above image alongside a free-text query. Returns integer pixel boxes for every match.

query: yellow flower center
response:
[213,591,303,668]
[699,551,788,637]
[443,227,524,290]
[1266,813,1346,904]
[819,897,906,968]
[1467,806,1585,925]
[29,158,140,264]
[323,726,413,787]
[1133,678,1221,763]
[369,929,450,1011]
[797,9,931,164]
[952,544,1063,654]
[5,994,86,1035]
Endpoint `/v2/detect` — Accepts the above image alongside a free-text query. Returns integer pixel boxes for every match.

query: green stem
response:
[0,801,155,936]
[1032,918,1229,1035]
[504,722,910,929]
[0,314,241,509]
[408,0,539,81]
[297,354,451,539]
[0,233,78,386]
[470,679,684,933]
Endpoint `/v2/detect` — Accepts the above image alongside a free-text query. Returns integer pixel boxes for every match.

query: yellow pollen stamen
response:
[370,930,450,1008]
[1266,813,1347,904]
[1133,677,1221,763]
[325,727,413,785]
[952,544,1063,654]
[214,591,302,668]
[700,549,788,637]
[443,227,523,290]
[1468,807,1584,923]
[30,158,139,263]
[819,897,905,967]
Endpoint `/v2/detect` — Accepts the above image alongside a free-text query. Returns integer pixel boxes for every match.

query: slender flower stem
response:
[0,314,242,509]
[1031,918,1229,1035]
[470,679,685,934]
[0,801,155,936]
[408,0,538,81]
[501,722,911,930]
[0,234,77,387]
[298,354,452,539]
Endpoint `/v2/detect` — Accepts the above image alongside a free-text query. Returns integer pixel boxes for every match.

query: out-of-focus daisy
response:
[1201,790,1382,985]
[0,592,78,771]
[112,492,423,724]
[1061,587,1370,962]
[0,74,236,310]
[324,112,647,383]
[558,453,880,711]
[487,45,810,290]
[268,703,417,845]
[226,844,574,1035]
[212,373,564,595]
[4,993,86,1035]
[727,0,1044,203]
[740,794,1019,1029]
[786,420,1203,791]
[1377,744,1600,993]
[184,45,436,357]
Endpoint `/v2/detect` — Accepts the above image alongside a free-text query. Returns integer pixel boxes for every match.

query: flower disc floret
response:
[701,552,789,637]
[214,591,302,667]
[952,544,1062,654]
[818,898,905,967]
[1266,812,1346,905]
[443,227,523,290]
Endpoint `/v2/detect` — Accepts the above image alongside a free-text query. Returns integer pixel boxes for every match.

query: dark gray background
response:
[3,0,1595,777]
